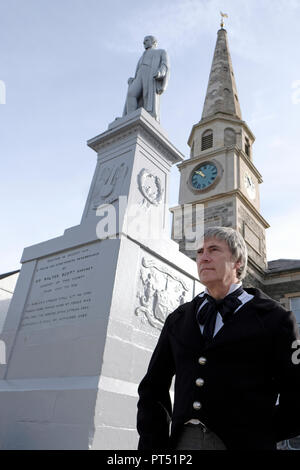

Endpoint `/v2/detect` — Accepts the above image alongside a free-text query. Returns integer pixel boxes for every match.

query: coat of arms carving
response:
[135,257,189,330]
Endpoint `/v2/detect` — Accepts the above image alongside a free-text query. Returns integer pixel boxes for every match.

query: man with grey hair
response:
[123,35,169,121]
[137,226,300,450]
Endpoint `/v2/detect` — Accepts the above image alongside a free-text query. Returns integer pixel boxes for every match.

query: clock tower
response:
[171,26,269,286]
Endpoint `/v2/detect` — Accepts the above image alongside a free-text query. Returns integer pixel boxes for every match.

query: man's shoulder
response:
[245,287,286,310]
[244,287,290,322]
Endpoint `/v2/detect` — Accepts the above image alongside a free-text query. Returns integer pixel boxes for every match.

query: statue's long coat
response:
[124,48,170,121]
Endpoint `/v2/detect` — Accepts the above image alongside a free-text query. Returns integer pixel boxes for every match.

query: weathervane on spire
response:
[220,11,228,28]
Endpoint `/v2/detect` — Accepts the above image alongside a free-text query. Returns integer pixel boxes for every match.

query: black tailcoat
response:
[137,288,300,450]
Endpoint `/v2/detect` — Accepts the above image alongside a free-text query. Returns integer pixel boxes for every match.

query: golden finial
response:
[220,11,228,28]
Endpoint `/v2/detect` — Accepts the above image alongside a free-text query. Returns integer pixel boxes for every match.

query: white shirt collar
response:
[199,282,242,299]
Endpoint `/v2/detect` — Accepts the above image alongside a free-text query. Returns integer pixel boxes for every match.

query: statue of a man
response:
[123,36,170,122]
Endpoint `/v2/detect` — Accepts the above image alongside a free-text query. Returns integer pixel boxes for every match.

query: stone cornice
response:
[171,189,269,229]
[247,257,267,277]
[236,191,269,228]
[263,269,300,282]
[236,147,263,183]
[177,146,230,170]
[188,113,255,147]
[177,146,263,183]
[87,109,184,165]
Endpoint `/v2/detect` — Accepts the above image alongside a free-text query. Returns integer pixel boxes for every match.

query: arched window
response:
[245,137,250,157]
[224,128,236,147]
[201,129,213,151]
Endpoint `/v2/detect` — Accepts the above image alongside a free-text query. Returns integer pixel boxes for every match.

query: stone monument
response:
[0,38,201,450]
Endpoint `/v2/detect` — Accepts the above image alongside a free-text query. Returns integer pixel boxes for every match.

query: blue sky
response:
[1,0,300,272]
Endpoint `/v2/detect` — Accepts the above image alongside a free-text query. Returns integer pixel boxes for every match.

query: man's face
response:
[143,36,153,49]
[196,237,241,288]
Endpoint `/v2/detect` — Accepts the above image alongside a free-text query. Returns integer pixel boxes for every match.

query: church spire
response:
[201,27,242,120]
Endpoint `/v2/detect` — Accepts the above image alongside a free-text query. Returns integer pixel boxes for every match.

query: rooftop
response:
[267,259,300,273]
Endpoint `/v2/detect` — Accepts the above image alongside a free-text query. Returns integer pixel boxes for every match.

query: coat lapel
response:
[170,296,206,351]
[204,298,262,351]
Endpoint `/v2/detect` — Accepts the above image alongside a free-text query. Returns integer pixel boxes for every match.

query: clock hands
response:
[192,163,218,190]
[246,175,254,189]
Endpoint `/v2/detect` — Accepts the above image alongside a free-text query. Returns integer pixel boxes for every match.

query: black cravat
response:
[196,287,244,342]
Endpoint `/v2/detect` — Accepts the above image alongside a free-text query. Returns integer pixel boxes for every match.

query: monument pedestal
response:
[0,109,201,449]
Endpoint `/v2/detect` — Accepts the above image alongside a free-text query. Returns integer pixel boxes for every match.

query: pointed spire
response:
[201,28,242,120]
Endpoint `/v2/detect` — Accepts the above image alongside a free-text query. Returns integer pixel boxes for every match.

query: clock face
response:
[191,162,218,190]
[244,173,256,200]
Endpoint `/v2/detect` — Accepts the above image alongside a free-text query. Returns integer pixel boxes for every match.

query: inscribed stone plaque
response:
[20,244,101,331]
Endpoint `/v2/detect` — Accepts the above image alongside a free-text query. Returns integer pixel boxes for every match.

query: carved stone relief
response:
[91,162,128,209]
[135,257,189,330]
[137,169,164,208]
[138,127,179,164]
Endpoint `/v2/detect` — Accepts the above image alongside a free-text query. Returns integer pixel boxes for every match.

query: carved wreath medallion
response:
[138,169,164,206]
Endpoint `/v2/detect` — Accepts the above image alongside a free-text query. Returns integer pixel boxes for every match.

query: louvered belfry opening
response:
[201,130,213,150]
[245,137,250,157]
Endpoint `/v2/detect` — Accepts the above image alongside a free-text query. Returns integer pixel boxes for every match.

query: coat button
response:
[198,357,207,365]
[196,378,204,387]
[193,401,202,410]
